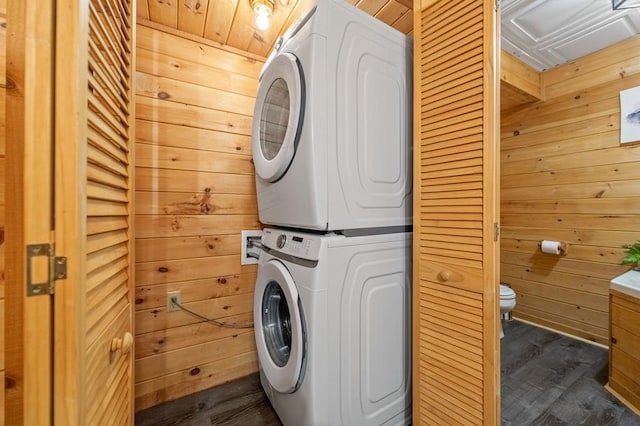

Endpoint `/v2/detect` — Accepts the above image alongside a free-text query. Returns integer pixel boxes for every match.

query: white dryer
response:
[252,0,413,231]
[254,228,412,425]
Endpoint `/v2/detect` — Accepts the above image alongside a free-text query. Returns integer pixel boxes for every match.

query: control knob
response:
[277,234,287,249]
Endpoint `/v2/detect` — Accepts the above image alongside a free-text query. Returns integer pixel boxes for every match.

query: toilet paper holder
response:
[537,240,569,255]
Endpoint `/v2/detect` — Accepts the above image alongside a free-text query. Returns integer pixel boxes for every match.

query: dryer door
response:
[254,259,306,393]
[252,52,304,182]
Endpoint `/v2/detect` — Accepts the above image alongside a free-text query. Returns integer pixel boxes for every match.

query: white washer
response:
[252,0,413,231]
[254,228,412,425]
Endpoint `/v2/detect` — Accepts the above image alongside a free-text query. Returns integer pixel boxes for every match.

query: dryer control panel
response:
[262,228,322,261]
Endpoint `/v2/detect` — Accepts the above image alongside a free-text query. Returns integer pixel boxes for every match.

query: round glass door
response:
[254,259,305,393]
[262,281,293,367]
[252,52,304,182]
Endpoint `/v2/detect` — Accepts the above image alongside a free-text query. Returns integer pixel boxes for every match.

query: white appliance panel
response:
[253,0,412,231]
[334,247,411,425]
[255,229,412,425]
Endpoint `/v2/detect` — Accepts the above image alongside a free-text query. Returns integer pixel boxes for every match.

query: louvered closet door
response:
[413,0,500,424]
[55,0,135,424]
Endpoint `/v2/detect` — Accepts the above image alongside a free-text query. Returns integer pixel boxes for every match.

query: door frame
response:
[5,0,55,424]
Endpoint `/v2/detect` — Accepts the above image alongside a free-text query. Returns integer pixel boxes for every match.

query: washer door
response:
[254,259,305,393]
[252,52,305,182]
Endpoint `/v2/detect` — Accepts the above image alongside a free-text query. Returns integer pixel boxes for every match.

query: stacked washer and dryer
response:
[251,0,412,424]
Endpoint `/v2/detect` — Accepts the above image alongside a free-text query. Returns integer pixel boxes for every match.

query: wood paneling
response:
[501,50,542,100]
[134,23,263,411]
[413,0,499,424]
[0,2,6,420]
[500,35,640,345]
[137,0,412,57]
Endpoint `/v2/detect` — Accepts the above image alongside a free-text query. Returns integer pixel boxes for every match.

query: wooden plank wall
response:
[0,0,6,420]
[134,23,263,411]
[500,35,640,345]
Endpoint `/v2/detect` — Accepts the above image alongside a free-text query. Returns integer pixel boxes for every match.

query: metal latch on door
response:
[26,243,67,296]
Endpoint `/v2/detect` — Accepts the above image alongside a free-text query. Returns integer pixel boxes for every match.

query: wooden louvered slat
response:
[96,365,129,426]
[89,92,128,138]
[88,106,129,151]
[88,355,128,423]
[88,127,128,164]
[86,285,128,344]
[87,244,129,274]
[87,229,128,254]
[103,0,131,45]
[87,199,129,216]
[89,1,130,74]
[52,0,133,422]
[88,150,129,190]
[87,255,128,293]
[88,36,129,102]
[89,72,129,125]
[414,0,498,423]
[85,307,130,392]
[87,181,128,203]
[88,144,128,177]
[87,155,128,189]
[87,269,128,314]
[88,21,129,95]
[88,342,129,424]
[423,371,483,415]
[422,387,481,425]
[89,55,129,111]
[87,216,129,235]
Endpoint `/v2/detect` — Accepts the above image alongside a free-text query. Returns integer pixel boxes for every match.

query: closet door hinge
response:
[494,222,500,242]
[26,243,67,296]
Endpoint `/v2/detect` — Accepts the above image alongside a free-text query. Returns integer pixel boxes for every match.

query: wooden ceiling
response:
[136,0,413,58]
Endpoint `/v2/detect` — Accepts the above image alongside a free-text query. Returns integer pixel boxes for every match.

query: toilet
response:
[499,284,516,339]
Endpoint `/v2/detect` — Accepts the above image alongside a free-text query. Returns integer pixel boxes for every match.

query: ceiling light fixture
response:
[612,0,640,9]
[252,0,275,31]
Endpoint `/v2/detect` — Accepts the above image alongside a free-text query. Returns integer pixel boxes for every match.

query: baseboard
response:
[510,317,609,350]
[605,383,640,417]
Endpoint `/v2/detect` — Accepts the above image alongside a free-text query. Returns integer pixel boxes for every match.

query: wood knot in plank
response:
[217,277,227,284]
[158,266,169,273]
[171,217,180,231]
[0,21,6,29]
[184,0,203,12]
[135,297,144,304]
[513,130,520,136]
[594,189,606,198]
[199,190,212,214]
[5,376,16,389]
[5,77,16,90]
[190,368,200,376]
[158,91,170,100]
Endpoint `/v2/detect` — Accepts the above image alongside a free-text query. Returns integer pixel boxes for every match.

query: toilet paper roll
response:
[540,240,561,255]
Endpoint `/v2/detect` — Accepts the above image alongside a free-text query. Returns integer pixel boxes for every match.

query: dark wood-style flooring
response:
[136,320,640,425]
[501,320,639,425]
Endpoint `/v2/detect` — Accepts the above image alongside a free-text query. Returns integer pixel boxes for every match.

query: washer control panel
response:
[262,228,322,261]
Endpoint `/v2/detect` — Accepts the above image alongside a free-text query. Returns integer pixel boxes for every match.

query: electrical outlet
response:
[241,230,263,265]
[167,290,181,312]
